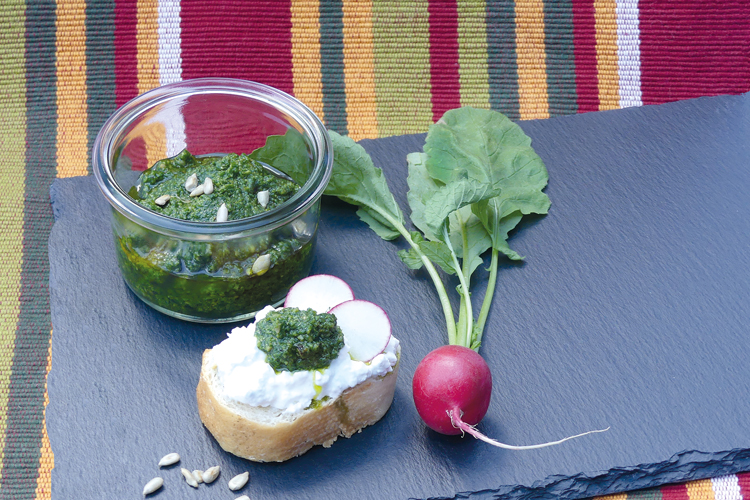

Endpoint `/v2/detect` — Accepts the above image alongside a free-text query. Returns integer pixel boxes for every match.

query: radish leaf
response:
[249,128,310,185]
[326,131,404,240]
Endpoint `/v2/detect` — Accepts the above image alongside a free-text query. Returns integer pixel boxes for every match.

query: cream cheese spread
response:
[208,306,400,415]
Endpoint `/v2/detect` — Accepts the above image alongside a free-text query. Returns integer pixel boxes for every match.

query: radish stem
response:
[444,225,472,347]
[373,207,457,344]
[449,408,609,450]
[456,210,472,347]
[473,247,499,350]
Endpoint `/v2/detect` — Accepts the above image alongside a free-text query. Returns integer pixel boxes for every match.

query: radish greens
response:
[325,107,550,350]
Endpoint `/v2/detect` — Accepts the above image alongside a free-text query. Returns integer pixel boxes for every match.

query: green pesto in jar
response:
[255,308,344,372]
[114,148,315,321]
[132,150,299,221]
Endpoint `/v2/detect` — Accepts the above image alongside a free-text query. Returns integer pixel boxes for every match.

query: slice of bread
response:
[196,348,400,462]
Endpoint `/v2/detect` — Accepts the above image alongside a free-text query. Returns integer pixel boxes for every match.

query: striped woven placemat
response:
[1,1,748,499]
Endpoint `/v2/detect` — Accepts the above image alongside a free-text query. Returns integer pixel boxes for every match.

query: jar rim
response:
[92,78,333,239]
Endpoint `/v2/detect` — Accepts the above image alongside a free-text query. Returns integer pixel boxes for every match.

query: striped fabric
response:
[1,1,748,498]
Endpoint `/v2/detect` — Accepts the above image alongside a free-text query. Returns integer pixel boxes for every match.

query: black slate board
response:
[48,92,750,500]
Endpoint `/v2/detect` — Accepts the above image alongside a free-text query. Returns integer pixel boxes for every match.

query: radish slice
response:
[330,300,391,362]
[284,274,355,313]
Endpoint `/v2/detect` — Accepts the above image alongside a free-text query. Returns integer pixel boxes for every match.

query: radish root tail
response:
[448,408,609,450]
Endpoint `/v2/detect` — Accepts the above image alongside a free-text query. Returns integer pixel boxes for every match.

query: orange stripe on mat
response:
[137,0,164,168]
[55,0,89,178]
[342,0,378,140]
[514,0,549,119]
[687,479,716,500]
[594,0,619,110]
[291,0,325,122]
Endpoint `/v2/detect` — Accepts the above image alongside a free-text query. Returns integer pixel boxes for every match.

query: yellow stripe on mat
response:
[688,479,716,500]
[594,0,619,110]
[34,334,54,500]
[342,0,378,140]
[0,0,27,481]
[55,0,89,178]
[514,0,549,119]
[138,0,164,168]
[593,494,627,500]
[291,0,325,121]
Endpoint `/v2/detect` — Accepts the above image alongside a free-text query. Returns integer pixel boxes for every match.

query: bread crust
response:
[196,349,399,462]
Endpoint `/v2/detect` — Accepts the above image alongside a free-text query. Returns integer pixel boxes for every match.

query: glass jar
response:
[93,79,332,323]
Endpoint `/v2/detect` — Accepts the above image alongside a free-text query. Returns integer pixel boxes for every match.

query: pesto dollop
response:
[255,308,344,372]
[134,149,299,222]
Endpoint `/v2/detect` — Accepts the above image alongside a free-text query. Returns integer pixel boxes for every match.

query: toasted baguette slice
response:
[196,348,399,462]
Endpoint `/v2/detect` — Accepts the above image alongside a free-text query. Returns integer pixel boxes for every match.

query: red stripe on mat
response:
[737,472,750,498]
[639,0,750,104]
[114,0,138,107]
[571,0,598,113]
[660,483,689,500]
[428,0,461,122]
[180,0,294,93]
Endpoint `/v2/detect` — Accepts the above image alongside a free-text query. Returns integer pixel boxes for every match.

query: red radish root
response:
[413,345,608,448]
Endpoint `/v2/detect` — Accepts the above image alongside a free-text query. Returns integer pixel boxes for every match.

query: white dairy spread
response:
[208,306,400,415]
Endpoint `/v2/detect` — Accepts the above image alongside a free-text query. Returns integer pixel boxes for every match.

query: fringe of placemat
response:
[2,1,748,499]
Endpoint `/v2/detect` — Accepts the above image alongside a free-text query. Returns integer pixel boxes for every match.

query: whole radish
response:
[413,345,491,435]
[413,345,608,449]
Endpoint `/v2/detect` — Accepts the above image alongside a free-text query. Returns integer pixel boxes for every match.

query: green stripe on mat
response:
[543,0,578,116]
[85,0,117,174]
[372,0,432,137]
[486,0,520,119]
[0,0,27,487]
[0,0,57,497]
[319,0,348,135]
[457,0,491,109]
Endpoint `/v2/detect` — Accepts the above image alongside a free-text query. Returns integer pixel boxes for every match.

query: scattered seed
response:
[251,254,271,275]
[181,467,199,488]
[203,177,214,195]
[142,477,163,496]
[158,452,180,467]
[189,184,205,197]
[228,471,250,491]
[257,190,270,208]
[291,219,310,238]
[216,203,228,222]
[235,496,251,500]
[185,173,199,192]
[192,470,204,484]
[154,195,171,207]
[202,466,221,484]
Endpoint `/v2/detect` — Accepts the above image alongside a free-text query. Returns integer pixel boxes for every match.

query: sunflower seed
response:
[154,194,171,206]
[189,184,205,197]
[181,467,199,488]
[235,496,251,500]
[192,470,204,484]
[185,173,199,191]
[216,203,228,222]
[251,254,271,275]
[202,465,220,484]
[291,219,310,238]
[202,466,220,483]
[158,452,180,467]
[142,477,163,496]
[203,177,214,195]
[257,190,270,208]
[228,471,249,491]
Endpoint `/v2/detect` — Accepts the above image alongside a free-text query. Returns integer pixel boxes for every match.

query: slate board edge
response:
[455,448,750,500]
